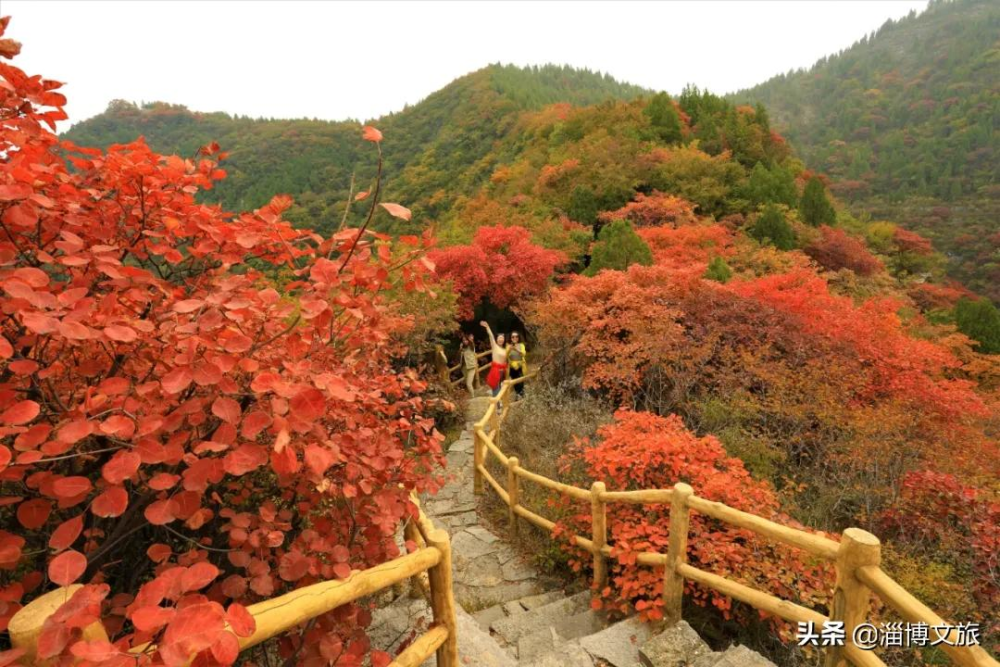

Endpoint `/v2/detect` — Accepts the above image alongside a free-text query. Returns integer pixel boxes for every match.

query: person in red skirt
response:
[480,321,508,397]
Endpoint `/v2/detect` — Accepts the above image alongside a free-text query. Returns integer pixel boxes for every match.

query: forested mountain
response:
[9,13,1000,663]
[734,0,1000,299]
[65,64,648,232]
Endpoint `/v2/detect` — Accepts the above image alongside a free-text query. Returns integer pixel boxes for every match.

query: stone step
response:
[517,609,605,660]
[466,396,494,421]
[639,621,712,667]
[578,615,656,667]
[490,590,592,645]
[514,589,566,610]
[691,645,777,667]
[522,639,595,667]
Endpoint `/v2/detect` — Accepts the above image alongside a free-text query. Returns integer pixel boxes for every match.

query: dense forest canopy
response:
[734,0,999,299]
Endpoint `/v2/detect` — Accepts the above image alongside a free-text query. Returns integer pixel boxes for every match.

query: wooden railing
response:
[9,498,459,667]
[434,344,491,387]
[474,376,998,667]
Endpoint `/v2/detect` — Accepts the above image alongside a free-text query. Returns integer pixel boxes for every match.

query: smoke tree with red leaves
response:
[553,410,831,629]
[597,192,698,229]
[0,19,444,666]
[803,226,883,276]
[429,225,566,319]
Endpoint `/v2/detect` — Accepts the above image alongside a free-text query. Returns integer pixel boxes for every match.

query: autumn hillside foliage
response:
[0,19,448,666]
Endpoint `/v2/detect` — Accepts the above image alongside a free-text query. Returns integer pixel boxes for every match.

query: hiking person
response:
[480,321,508,397]
[507,331,527,398]
[459,332,479,395]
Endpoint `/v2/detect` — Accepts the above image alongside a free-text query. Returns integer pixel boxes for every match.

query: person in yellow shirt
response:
[506,331,527,398]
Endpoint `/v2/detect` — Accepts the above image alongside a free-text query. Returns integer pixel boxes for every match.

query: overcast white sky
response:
[7,1,927,129]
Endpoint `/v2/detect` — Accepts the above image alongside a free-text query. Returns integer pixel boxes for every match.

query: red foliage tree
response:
[555,410,831,627]
[597,192,698,229]
[804,226,883,276]
[0,20,442,666]
[429,225,566,319]
[878,470,999,613]
[892,227,934,256]
[637,224,734,275]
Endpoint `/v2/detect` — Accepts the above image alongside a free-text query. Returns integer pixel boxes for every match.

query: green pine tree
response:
[751,204,796,250]
[704,256,733,283]
[568,185,599,228]
[586,219,653,275]
[800,176,837,227]
[644,92,683,144]
[955,298,1000,354]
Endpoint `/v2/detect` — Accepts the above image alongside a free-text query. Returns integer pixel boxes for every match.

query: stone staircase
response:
[370,395,779,667]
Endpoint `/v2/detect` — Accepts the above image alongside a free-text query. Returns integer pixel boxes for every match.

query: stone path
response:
[370,396,778,667]
[421,399,555,610]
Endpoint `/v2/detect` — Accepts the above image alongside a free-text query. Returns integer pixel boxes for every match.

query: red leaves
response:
[102,451,140,484]
[181,562,219,592]
[289,388,325,420]
[161,366,193,394]
[131,605,175,633]
[48,550,87,586]
[48,515,83,551]
[57,420,93,444]
[430,224,566,318]
[70,640,122,662]
[159,601,226,666]
[0,24,446,666]
[103,324,138,342]
[379,203,411,221]
[225,603,255,637]
[211,397,242,424]
[52,476,92,499]
[91,486,128,517]
[17,498,51,529]
[1,399,38,425]
[144,499,176,526]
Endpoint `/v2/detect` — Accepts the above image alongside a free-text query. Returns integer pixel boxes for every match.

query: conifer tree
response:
[800,176,837,226]
[644,92,683,144]
[586,219,653,275]
[955,298,1000,354]
[704,256,733,283]
[751,204,796,250]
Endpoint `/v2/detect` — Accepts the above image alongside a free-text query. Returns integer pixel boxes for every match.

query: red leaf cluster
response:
[803,225,883,276]
[555,410,832,628]
[429,225,566,319]
[0,19,443,666]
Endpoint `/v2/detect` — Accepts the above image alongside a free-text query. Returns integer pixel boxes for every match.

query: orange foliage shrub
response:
[804,226,883,276]
[598,191,698,228]
[638,224,735,274]
[0,22,443,666]
[555,410,832,626]
[430,225,567,319]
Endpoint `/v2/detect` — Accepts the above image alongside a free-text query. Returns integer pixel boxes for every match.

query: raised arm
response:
[480,321,498,352]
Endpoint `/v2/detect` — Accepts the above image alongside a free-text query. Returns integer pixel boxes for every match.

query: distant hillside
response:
[734,0,1000,299]
[64,64,649,233]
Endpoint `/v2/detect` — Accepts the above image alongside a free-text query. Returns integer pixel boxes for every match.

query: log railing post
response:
[663,482,693,625]
[434,344,450,384]
[591,481,608,591]
[425,529,459,667]
[490,397,501,446]
[824,528,881,667]
[473,428,484,496]
[10,585,109,665]
[403,519,423,599]
[507,457,520,541]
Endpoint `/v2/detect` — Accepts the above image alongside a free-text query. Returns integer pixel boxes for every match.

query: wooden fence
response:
[434,344,491,388]
[473,376,998,667]
[9,498,459,667]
